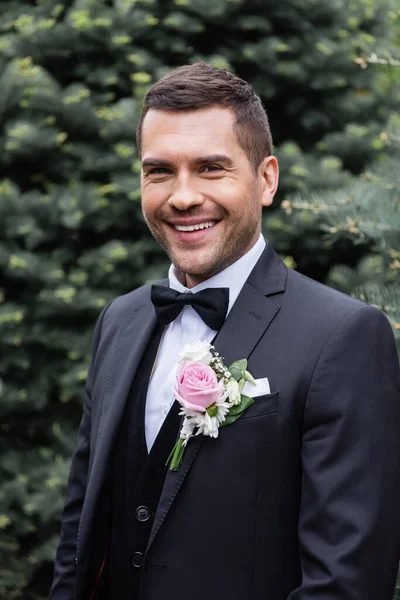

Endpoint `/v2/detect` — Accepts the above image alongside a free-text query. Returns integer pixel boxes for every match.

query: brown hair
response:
[136,62,272,169]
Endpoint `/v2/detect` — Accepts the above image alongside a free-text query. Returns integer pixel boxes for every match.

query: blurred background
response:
[0,0,399,597]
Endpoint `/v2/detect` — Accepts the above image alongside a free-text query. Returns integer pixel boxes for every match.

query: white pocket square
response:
[242,377,271,397]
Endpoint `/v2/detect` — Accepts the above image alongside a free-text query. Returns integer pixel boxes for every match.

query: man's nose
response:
[167,176,204,211]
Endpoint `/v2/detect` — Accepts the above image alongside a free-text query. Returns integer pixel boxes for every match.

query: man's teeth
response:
[174,221,216,232]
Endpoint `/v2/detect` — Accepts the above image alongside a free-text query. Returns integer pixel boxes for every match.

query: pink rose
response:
[173,361,224,412]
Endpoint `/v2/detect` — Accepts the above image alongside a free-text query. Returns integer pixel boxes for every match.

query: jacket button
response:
[131,552,144,568]
[135,506,150,522]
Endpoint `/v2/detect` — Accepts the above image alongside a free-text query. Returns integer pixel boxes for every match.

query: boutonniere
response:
[166,341,256,471]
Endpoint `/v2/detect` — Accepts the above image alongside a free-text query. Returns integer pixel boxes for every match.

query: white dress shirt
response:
[145,234,266,450]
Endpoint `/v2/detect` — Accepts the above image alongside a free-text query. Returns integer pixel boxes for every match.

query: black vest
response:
[106,324,181,599]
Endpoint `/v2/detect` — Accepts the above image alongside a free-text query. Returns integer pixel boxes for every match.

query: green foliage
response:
[227,358,247,382]
[285,115,400,349]
[220,395,255,427]
[0,0,398,596]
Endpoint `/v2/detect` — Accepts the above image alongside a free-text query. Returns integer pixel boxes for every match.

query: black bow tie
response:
[151,285,229,331]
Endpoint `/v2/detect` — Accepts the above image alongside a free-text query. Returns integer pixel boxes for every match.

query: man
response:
[50,63,400,600]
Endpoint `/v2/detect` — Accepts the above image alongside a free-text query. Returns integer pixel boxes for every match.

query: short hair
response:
[136,62,272,169]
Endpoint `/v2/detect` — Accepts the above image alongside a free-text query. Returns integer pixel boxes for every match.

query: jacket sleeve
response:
[49,301,113,600]
[287,304,400,599]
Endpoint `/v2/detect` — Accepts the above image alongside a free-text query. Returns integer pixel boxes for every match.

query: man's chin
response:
[172,259,216,284]
[174,264,211,282]
[170,250,216,277]
[172,256,231,286]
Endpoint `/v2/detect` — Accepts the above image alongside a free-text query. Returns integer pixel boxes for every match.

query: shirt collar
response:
[168,234,266,315]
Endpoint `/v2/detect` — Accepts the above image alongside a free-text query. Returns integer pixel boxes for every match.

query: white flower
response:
[225,378,241,405]
[178,394,232,441]
[194,398,232,438]
[198,412,220,438]
[179,341,213,365]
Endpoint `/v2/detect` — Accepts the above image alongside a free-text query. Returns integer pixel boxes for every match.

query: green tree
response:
[283,115,400,349]
[0,0,397,596]
[266,0,400,281]
[279,4,400,348]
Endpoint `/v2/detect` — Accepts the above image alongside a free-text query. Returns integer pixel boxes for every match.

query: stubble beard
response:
[144,187,262,282]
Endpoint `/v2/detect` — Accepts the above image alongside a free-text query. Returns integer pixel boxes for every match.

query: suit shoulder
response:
[284,267,391,334]
[278,269,397,380]
[287,268,365,313]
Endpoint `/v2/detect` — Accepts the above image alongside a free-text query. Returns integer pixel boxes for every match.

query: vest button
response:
[131,552,144,568]
[136,505,150,522]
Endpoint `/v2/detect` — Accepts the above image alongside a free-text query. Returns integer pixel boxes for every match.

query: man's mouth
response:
[172,221,217,232]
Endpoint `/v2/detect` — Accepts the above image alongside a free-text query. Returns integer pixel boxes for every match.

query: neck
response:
[176,236,262,289]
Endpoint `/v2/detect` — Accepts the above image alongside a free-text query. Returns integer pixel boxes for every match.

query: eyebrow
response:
[141,154,234,168]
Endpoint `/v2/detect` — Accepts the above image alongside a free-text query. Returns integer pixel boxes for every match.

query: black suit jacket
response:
[50,243,400,600]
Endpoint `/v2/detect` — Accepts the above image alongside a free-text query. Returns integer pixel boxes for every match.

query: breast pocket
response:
[240,391,279,420]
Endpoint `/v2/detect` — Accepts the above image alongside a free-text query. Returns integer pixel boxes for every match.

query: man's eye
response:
[203,165,223,173]
[148,167,170,175]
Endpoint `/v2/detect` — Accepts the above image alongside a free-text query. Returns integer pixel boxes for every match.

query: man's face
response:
[140,107,278,287]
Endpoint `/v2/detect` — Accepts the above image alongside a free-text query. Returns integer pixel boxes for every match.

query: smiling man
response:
[51,63,400,600]
[139,106,277,287]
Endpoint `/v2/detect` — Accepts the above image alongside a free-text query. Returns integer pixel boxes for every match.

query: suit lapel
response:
[85,295,162,524]
[212,280,280,366]
[147,243,288,552]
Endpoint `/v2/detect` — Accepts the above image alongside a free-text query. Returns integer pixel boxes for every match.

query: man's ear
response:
[259,156,279,207]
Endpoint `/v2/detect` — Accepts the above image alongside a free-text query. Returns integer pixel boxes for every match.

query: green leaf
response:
[220,395,254,427]
[238,394,255,412]
[228,359,247,382]
[244,370,256,386]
